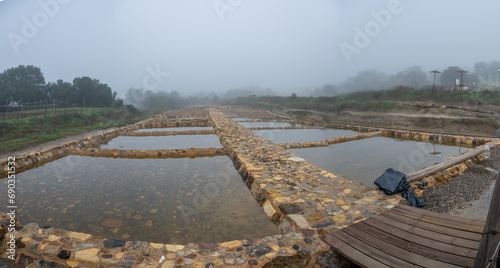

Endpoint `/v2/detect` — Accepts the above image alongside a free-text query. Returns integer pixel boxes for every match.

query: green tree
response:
[392,65,428,88]
[0,65,46,102]
[439,66,462,86]
[72,77,115,107]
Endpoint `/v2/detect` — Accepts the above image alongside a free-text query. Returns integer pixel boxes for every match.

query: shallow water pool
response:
[133,127,213,132]
[99,135,222,150]
[253,128,361,144]
[0,155,278,244]
[290,136,472,186]
[239,121,303,128]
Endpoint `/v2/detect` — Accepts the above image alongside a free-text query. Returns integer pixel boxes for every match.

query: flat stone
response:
[278,218,291,234]
[246,245,272,257]
[288,214,309,229]
[278,203,302,214]
[150,242,164,249]
[103,238,125,249]
[184,259,195,265]
[219,240,242,248]
[129,241,148,250]
[68,231,91,241]
[101,258,119,266]
[74,243,94,251]
[74,248,99,263]
[263,200,277,218]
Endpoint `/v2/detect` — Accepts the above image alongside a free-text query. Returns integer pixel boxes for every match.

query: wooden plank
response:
[345,225,462,268]
[333,231,416,268]
[357,221,475,267]
[390,206,484,233]
[474,169,500,267]
[373,213,480,250]
[363,218,477,258]
[382,210,482,243]
[407,144,496,182]
[322,233,391,268]
[395,205,485,227]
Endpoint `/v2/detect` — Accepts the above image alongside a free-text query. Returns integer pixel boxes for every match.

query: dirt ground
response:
[277,101,500,138]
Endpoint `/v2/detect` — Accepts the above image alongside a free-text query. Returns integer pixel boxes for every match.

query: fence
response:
[1,98,97,121]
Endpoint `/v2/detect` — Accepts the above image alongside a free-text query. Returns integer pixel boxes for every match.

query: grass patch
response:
[0,108,146,155]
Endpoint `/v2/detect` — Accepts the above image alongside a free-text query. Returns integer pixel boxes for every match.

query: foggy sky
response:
[1,0,500,97]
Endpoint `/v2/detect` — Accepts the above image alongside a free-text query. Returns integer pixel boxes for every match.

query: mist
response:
[1,0,500,99]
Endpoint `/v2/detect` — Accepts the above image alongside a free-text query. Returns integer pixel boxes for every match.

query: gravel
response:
[421,147,500,218]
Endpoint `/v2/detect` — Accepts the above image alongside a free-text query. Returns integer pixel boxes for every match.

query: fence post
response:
[20,98,23,111]
[45,98,48,116]
[474,168,500,267]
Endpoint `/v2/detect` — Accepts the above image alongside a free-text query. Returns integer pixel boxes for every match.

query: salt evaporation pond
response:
[290,136,472,186]
[239,121,303,128]
[253,128,361,144]
[99,135,222,150]
[133,126,213,132]
[0,155,278,244]
[231,117,266,121]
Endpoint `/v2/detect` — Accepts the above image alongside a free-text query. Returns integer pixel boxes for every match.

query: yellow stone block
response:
[265,252,277,258]
[263,200,277,218]
[323,198,335,203]
[332,214,346,223]
[341,205,350,210]
[165,244,184,252]
[273,197,291,204]
[293,199,305,203]
[150,242,164,249]
[343,188,351,194]
[21,237,32,243]
[66,261,79,268]
[115,253,124,259]
[336,199,346,206]
[68,231,91,241]
[219,240,242,248]
[166,253,176,260]
[74,248,99,263]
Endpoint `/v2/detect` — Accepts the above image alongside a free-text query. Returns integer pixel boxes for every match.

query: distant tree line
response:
[0,65,118,107]
[331,61,500,95]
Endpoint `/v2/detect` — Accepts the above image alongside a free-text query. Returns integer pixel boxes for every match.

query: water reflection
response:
[253,128,361,144]
[99,135,223,150]
[290,136,471,186]
[0,156,278,244]
[134,127,213,132]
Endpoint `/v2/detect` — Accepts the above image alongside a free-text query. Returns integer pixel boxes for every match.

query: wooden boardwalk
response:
[322,205,485,267]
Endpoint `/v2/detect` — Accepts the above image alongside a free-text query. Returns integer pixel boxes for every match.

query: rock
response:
[278,218,291,234]
[103,238,126,249]
[248,259,258,265]
[278,203,302,214]
[74,244,94,251]
[150,209,158,214]
[246,245,272,257]
[57,249,71,260]
[74,248,99,263]
[262,252,311,268]
[165,244,184,251]
[144,221,153,227]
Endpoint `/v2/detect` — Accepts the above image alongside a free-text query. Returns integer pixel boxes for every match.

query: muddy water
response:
[134,127,213,132]
[239,121,303,128]
[99,135,223,150]
[253,128,361,144]
[290,136,472,186]
[0,155,278,244]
